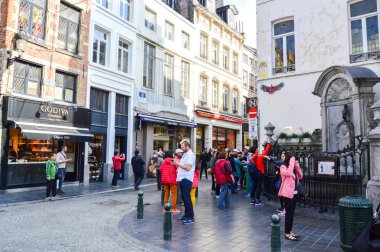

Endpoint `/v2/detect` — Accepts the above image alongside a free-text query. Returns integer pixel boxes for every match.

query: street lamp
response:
[264,122,275,141]
[7,30,28,69]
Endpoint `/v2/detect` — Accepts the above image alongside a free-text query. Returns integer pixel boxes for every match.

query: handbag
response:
[352,203,380,252]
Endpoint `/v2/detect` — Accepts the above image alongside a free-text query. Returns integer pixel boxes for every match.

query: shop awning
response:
[138,114,197,128]
[15,122,93,142]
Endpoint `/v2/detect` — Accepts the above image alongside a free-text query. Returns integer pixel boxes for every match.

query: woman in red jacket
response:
[214,152,234,209]
[112,151,125,187]
[160,150,180,213]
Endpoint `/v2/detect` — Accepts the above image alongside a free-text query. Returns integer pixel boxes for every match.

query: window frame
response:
[143,42,155,89]
[249,73,255,91]
[165,21,174,41]
[57,2,81,54]
[223,46,230,70]
[232,52,238,74]
[164,53,174,95]
[181,60,190,98]
[18,0,47,40]
[95,0,108,9]
[118,39,130,74]
[200,33,208,60]
[12,61,42,97]
[232,89,238,113]
[92,27,108,66]
[199,75,207,106]
[272,19,296,74]
[119,0,131,22]
[243,70,248,87]
[222,85,229,111]
[182,31,190,50]
[145,8,156,31]
[115,94,128,115]
[211,80,218,109]
[90,88,108,113]
[212,40,220,65]
[55,71,77,103]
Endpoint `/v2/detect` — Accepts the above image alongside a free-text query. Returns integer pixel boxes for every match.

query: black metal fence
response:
[263,136,369,213]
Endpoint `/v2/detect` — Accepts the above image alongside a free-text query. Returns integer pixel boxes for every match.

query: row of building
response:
[0,0,257,190]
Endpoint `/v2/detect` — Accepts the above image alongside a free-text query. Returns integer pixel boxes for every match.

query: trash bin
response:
[339,196,373,252]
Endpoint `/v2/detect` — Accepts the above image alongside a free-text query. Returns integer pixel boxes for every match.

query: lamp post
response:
[264,122,275,141]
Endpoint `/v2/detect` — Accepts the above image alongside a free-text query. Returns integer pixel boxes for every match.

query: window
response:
[212,40,219,64]
[212,80,218,109]
[95,0,108,8]
[182,31,190,49]
[119,0,131,21]
[55,71,76,103]
[223,47,229,70]
[18,0,46,39]
[58,3,80,54]
[273,19,295,74]
[232,89,238,113]
[143,43,155,89]
[232,52,238,74]
[249,74,255,91]
[243,102,247,118]
[90,88,108,112]
[165,21,174,41]
[198,0,206,7]
[223,85,229,111]
[181,61,190,98]
[249,58,254,66]
[145,9,156,31]
[116,94,128,115]
[243,71,248,87]
[92,28,108,66]
[200,33,208,59]
[13,61,41,96]
[199,76,207,106]
[164,54,174,95]
[349,0,379,63]
[243,54,248,62]
[165,0,177,9]
[118,40,129,73]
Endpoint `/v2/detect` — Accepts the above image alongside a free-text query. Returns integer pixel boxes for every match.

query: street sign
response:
[248,107,257,118]
[248,118,258,139]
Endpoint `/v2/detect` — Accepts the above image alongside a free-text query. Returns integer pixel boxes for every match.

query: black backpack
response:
[247,155,261,180]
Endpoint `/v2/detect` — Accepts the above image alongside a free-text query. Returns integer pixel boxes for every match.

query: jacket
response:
[46,159,57,180]
[131,155,145,174]
[160,158,177,185]
[278,158,303,199]
[214,159,233,185]
[112,155,125,171]
[249,143,271,174]
[156,156,163,170]
[192,168,199,188]
[233,157,243,177]
[200,152,208,167]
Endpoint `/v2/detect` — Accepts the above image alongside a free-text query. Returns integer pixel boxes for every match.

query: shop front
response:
[1,96,92,189]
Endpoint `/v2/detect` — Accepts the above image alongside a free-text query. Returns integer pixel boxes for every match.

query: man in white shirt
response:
[171,139,196,224]
[56,146,72,195]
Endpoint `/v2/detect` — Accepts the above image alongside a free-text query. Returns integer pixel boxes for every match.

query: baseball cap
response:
[225,148,230,152]
[244,146,250,150]
[233,149,239,152]
[175,149,184,154]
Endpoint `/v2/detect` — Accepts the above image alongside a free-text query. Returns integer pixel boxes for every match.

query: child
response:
[190,167,200,207]
[46,153,57,200]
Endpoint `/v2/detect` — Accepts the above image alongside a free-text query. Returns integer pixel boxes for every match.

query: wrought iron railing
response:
[272,64,296,75]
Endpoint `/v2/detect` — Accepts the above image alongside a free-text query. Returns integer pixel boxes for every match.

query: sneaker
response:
[51,197,56,200]
[183,218,194,225]
[250,200,257,205]
[255,202,265,206]
[215,195,220,199]
[45,197,51,201]
[244,194,251,198]
[172,209,181,213]
[177,215,186,221]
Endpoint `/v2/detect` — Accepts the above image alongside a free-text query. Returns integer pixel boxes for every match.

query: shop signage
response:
[138,91,147,103]
[197,112,244,124]
[40,105,69,120]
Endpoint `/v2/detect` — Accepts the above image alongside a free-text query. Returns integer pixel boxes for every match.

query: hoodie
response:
[160,158,177,185]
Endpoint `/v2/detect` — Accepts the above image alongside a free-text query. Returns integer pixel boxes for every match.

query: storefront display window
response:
[153,125,167,136]
[210,127,236,150]
[227,130,236,149]
[88,135,104,182]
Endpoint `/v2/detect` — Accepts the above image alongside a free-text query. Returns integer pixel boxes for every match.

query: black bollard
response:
[137,191,144,219]
[163,203,172,241]
[271,214,281,252]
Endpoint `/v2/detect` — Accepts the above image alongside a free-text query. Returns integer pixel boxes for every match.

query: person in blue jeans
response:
[214,152,234,209]
[171,139,196,225]
[56,146,72,195]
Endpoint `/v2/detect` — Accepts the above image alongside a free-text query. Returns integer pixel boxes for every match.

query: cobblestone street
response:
[0,180,342,252]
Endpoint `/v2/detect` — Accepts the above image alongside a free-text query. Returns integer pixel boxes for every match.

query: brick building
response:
[0,0,92,190]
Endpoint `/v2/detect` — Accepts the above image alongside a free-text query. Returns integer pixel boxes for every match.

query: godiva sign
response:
[39,105,69,120]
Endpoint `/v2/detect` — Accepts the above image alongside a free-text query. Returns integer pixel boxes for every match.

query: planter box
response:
[302,138,312,143]
[289,138,299,143]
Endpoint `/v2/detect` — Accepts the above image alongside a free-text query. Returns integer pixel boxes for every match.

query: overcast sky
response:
[230,0,257,48]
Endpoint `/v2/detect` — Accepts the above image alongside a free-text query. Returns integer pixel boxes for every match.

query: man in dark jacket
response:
[131,150,145,190]
[199,148,209,180]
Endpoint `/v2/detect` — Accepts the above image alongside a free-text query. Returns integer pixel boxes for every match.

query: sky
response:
[230,0,257,48]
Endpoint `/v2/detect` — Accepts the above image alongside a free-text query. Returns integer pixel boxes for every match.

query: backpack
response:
[247,155,261,180]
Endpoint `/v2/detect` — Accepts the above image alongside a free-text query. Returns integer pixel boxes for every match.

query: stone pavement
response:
[0,177,156,206]
[121,179,343,252]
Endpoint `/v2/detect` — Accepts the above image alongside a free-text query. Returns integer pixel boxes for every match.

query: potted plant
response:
[301,132,312,143]
[289,133,300,143]
[277,132,288,143]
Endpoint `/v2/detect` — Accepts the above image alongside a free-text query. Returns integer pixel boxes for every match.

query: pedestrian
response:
[207,149,218,195]
[249,142,271,206]
[56,146,72,195]
[214,152,234,209]
[190,167,199,207]
[239,146,250,188]
[232,150,243,194]
[156,151,164,190]
[160,150,180,213]
[174,149,184,205]
[199,148,208,180]
[46,153,58,200]
[279,152,303,241]
[131,150,145,190]
[111,151,125,187]
[171,139,196,225]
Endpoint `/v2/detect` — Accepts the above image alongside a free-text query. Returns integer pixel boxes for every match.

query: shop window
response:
[58,3,80,54]
[18,0,46,40]
[88,135,104,182]
[13,61,41,97]
[153,125,167,136]
[120,0,131,22]
[164,53,174,95]
[143,42,155,89]
[349,0,379,63]
[273,19,295,74]
[55,71,76,103]
[118,40,129,74]
[92,28,108,66]
[181,61,190,98]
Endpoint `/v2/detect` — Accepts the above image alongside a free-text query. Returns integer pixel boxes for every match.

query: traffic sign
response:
[248,108,257,118]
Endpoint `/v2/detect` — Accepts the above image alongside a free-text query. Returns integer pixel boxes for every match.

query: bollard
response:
[163,203,172,241]
[271,214,281,252]
[137,191,144,219]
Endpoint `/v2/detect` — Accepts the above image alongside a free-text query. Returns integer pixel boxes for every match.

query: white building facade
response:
[86,0,137,183]
[256,0,380,142]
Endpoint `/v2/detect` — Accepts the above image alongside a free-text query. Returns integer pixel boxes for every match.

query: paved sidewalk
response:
[0,177,156,206]
[121,179,343,252]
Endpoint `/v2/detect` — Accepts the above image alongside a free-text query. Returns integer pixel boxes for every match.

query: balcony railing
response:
[272,64,295,75]
[350,51,380,63]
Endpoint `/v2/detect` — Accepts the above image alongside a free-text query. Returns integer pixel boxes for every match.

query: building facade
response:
[0,0,92,189]
[256,0,380,142]
[86,0,136,183]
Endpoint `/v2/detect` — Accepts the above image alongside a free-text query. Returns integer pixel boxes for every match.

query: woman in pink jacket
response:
[278,152,303,241]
